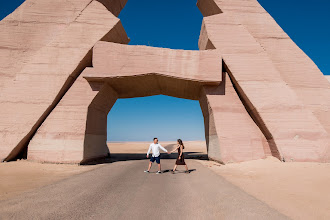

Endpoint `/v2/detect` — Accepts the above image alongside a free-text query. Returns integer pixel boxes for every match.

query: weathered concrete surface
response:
[0,160,289,219]
[88,41,222,84]
[1,0,330,164]
[205,0,330,134]
[84,42,222,100]
[197,0,330,162]
[0,0,125,92]
[28,79,118,164]
[199,73,273,163]
[0,0,129,161]
[326,76,330,83]
[29,43,223,163]
[29,42,277,164]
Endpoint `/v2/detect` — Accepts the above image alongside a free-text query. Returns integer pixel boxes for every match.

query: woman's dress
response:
[175,146,186,165]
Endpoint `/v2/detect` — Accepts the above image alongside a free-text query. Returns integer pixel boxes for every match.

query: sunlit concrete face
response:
[84,42,222,100]
[0,0,130,162]
[197,0,330,162]
[1,0,329,164]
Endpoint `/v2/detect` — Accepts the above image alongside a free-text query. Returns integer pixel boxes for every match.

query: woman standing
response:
[169,139,189,173]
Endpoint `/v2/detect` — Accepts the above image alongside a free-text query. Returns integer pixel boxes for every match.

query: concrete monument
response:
[0,0,329,164]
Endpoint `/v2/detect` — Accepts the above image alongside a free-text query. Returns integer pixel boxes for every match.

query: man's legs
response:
[147,161,153,171]
[145,157,155,172]
[156,157,161,172]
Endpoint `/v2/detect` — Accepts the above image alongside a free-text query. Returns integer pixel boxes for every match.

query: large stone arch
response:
[27,42,272,164]
[1,0,329,163]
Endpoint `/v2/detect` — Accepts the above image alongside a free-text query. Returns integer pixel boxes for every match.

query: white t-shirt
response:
[147,143,168,157]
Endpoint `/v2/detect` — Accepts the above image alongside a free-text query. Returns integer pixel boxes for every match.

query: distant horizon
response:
[107,140,205,143]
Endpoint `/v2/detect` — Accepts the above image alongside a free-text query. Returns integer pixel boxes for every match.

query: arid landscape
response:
[1,141,329,219]
[1,0,330,219]
[198,157,330,220]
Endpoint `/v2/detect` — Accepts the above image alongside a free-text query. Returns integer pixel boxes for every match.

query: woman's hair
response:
[177,139,185,149]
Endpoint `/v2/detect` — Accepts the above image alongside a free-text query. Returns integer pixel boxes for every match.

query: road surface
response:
[0,159,289,219]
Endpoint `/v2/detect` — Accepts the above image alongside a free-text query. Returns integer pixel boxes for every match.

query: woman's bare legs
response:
[173,164,189,172]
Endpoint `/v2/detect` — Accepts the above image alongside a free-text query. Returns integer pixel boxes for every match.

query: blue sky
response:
[1,0,329,142]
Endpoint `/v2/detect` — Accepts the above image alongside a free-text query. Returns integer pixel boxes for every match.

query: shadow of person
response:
[166,169,197,174]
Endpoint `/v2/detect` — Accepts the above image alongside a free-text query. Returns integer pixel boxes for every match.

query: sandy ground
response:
[0,160,97,201]
[1,141,330,220]
[197,157,330,220]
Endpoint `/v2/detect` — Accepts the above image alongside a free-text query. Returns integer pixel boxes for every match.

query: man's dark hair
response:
[153,137,158,140]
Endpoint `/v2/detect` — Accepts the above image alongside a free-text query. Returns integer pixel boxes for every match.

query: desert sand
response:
[197,157,330,220]
[1,141,330,220]
[0,160,97,201]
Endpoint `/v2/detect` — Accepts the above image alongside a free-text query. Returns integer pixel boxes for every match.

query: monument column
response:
[28,77,118,164]
[199,72,271,163]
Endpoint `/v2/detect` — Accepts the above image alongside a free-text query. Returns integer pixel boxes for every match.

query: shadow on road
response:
[82,152,207,165]
[162,169,197,174]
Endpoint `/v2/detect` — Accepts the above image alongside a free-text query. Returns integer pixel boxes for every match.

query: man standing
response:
[144,138,168,174]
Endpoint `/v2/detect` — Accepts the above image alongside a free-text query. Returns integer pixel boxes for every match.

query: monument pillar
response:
[200,72,272,163]
[28,77,118,163]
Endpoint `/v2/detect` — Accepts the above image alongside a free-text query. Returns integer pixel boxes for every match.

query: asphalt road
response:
[0,159,289,220]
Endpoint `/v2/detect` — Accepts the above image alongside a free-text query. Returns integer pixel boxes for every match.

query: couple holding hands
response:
[144,138,189,174]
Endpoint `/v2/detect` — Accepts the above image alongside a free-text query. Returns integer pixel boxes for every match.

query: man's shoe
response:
[156,171,162,174]
[171,170,175,174]
[144,170,150,173]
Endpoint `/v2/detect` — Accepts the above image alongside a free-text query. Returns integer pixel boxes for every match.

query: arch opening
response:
[104,95,208,163]
[80,75,213,164]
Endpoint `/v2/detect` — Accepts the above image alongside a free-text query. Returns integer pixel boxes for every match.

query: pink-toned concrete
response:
[28,42,278,164]
[203,0,330,135]
[87,41,222,84]
[83,42,222,99]
[326,76,330,83]
[28,43,225,163]
[0,0,129,161]
[1,0,330,164]
[199,73,273,163]
[28,78,118,163]
[197,0,330,162]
